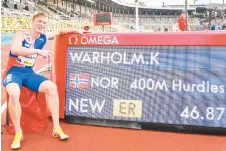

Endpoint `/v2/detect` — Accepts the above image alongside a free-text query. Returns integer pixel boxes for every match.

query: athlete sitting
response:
[3,12,82,149]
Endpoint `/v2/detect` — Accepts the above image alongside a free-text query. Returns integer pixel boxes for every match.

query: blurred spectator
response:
[164,28,168,32]
[177,10,190,31]
[210,24,215,30]
[217,24,222,30]
[222,24,226,30]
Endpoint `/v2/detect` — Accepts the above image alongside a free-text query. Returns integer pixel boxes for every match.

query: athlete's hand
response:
[37,50,54,58]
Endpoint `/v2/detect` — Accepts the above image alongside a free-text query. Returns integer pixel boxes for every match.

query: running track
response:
[1,40,226,151]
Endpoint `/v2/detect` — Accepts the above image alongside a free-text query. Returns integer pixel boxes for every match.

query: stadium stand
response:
[1,0,226,32]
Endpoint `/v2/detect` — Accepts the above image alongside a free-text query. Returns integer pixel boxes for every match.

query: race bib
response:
[16,34,37,67]
[16,54,37,67]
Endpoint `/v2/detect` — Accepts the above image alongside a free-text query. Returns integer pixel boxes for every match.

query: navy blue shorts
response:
[3,66,49,92]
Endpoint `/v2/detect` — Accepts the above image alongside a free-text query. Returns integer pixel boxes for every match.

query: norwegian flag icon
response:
[69,73,89,88]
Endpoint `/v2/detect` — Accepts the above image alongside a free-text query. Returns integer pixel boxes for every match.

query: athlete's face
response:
[32,15,48,34]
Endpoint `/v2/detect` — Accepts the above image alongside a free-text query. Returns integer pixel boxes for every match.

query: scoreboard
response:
[53,32,226,129]
[93,12,112,26]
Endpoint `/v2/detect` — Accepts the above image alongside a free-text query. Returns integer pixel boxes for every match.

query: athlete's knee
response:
[39,81,58,95]
[6,83,20,104]
[8,91,20,102]
[46,82,58,95]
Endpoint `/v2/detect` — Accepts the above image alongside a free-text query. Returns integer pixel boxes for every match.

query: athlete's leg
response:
[24,73,68,139]
[38,80,69,139]
[6,83,22,133]
[4,73,23,149]
[38,80,60,129]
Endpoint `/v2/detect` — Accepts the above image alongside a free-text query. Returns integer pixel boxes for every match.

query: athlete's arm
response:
[11,31,39,56]
[45,29,83,39]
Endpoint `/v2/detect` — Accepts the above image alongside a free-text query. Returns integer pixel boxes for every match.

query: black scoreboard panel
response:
[93,12,112,25]
[65,45,226,129]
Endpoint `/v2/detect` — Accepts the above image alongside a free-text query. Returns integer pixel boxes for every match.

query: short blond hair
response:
[32,12,48,21]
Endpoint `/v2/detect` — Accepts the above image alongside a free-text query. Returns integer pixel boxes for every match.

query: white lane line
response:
[1,101,7,115]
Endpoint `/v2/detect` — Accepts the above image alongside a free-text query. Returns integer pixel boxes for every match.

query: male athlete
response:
[3,12,82,149]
